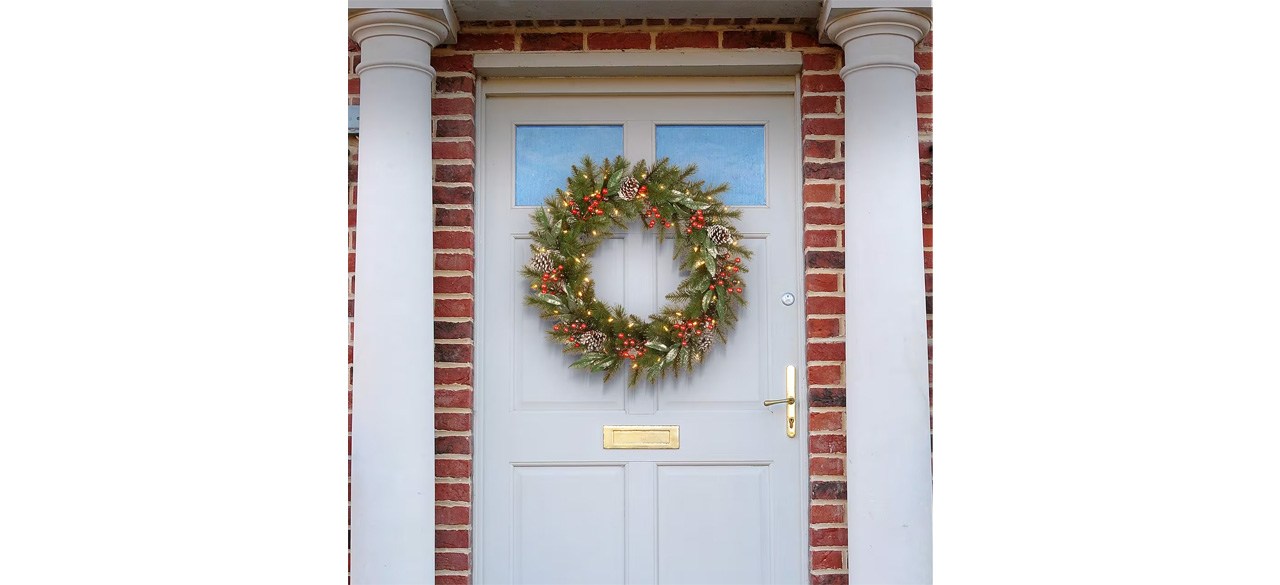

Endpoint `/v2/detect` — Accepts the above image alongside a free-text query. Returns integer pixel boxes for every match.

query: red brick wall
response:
[349,18,934,585]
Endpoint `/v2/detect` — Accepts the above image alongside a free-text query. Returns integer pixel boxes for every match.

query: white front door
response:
[477,78,806,585]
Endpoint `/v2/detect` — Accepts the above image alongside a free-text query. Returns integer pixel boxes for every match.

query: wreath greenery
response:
[522,156,752,386]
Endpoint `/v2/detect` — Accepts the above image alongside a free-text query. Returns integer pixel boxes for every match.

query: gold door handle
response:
[762,365,797,438]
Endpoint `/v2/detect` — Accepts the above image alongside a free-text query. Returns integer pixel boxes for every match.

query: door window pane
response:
[655,124,766,206]
[515,125,624,206]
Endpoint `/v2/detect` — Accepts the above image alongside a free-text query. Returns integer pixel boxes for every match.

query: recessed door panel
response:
[657,464,771,584]
[513,465,626,584]
[512,235,627,411]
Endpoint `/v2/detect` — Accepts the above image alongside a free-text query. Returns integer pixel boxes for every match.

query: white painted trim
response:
[474,51,803,79]
[482,76,797,97]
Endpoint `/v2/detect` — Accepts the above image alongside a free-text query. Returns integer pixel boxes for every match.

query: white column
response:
[825,7,934,584]
[348,8,451,585]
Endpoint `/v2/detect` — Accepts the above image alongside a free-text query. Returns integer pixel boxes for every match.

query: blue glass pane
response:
[655,125,766,206]
[515,125,624,206]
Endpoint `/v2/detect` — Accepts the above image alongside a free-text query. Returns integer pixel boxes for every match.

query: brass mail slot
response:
[602,425,680,449]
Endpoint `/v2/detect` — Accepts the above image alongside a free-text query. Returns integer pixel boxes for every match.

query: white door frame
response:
[472,59,811,582]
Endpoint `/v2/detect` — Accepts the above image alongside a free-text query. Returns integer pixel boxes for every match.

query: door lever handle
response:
[762,365,797,438]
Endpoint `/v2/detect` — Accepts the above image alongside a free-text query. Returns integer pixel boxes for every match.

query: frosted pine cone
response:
[693,331,714,354]
[579,330,607,353]
[706,224,733,245]
[530,251,556,274]
[618,176,640,201]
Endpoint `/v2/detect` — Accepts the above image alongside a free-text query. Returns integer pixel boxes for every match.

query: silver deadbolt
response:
[781,292,795,306]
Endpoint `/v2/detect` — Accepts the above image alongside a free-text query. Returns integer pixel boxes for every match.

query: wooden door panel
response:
[479,81,805,584]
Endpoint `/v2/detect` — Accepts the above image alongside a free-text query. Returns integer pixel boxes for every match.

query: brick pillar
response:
[824,8,934,584]
[348,8,455,584]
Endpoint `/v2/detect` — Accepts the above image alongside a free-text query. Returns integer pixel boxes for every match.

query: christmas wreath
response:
[522,156,751,386]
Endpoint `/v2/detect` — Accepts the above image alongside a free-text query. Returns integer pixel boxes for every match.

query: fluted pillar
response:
[348,6,454,584]
[824,6,934,584]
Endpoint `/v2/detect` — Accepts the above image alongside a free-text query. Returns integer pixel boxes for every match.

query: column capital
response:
[350,1,458,42]
[820,2,932,45]
[821,5,931,77]
[349,2,459,77]
[349,5,457,76]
